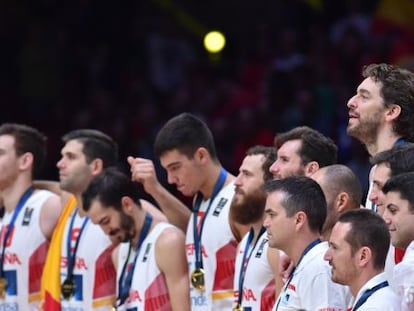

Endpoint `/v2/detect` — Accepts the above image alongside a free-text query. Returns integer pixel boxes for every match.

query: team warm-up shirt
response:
[350,272,400,310]
[393,240,414,311]
[273,241,351,311]
[233,231,275,310]
[186,182,237,311]
[0,190,54,311]
[60,209,116,311]
[116,222,174,310]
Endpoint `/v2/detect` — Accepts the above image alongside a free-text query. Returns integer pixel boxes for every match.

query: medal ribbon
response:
[236,226,266,308]
[66,208,89,281]
[116,213,153,307]
[274,238,321,310]
[193,168,227,270]
[352,281,388,310]
[0,187,34,278]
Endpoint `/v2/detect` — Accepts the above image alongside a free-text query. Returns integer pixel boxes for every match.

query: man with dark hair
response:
[382,172,414,311]
[346,63,414,211]
[128,113,238,310]
[263,176,350,310]
[311,164,362,240]
[369,143,414,215]
[82,168,189,310]
[0,123,62,310]
[347,63,414,156]
[366,143,414,283]
[231,145,283,310]
[325,209,400,310]
[40,129,119,310]
[40,129,165,310]
[269,126,338,179]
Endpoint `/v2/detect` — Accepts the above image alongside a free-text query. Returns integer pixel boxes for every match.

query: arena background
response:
[1,0,414,203]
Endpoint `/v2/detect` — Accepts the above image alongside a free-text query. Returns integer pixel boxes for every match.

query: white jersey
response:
[273,241,351,311]
[233,230,275,310]
[0,190,54,311]
[351,272,400,310]
[393,240,414,311]
[60,209,116,311]
[116,222,174,310]
[186,181,237,311]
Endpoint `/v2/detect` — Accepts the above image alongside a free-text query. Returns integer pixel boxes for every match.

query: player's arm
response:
[39,192,63,241]
[155,227,190,311]
[140,199,168,222]
[111,245,120,272]
[128,156,191,231]
[267,246,285,298]
[34,180,73,206]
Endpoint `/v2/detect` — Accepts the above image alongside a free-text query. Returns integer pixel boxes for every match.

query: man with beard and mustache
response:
[230,145,284,311]
[269,126,338,281]
[39,129,166,311]
[82,168,190,311]
[346,63,414,211]
[269,126,338,180]
[347,64,414,276]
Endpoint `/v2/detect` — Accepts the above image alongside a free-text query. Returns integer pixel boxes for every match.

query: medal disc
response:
[61,278,76,300]
[191,268,205,291]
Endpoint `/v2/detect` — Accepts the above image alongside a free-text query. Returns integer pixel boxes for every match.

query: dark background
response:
[1,0,414,201]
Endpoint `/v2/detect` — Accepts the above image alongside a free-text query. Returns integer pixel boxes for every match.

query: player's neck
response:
[366,130,401,156]
[2,179,33,213]
[320,228,332,242]
[251,220,264,237]
[199,164,234,199]
[73,194,88,218]
[132,209,155,247]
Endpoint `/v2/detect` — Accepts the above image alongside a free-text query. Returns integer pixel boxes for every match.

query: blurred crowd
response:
[1,0,414,199]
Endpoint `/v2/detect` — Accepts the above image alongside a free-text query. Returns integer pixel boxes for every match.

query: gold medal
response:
[0,278,7,299]
[191,268,205,291]
[61,278,76,300]
[233,304,243,311]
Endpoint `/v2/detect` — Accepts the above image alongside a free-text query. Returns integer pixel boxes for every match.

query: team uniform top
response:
[233,230,275,310]
[0,190,54,311]
[393,240,414,311]
[186,181,237,311]
[273,241,351,311]
[60,208,116,311]
[350,272,400,311]
[116,222,175,311]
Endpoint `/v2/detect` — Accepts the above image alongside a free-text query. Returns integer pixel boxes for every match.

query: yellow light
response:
[204,31,226,53]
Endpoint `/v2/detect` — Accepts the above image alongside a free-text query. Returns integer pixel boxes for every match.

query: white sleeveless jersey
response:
[0,189,55,311]
[186,182,237,311]
[60,209,116,311]
[233,231,275,311]
[116,222,174,310]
